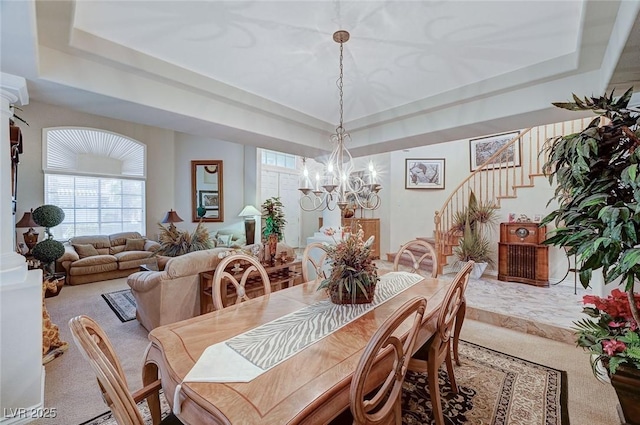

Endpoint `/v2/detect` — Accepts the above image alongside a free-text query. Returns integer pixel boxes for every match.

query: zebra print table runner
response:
[181,271,423,384]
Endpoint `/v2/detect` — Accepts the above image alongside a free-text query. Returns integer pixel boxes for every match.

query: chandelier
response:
[299,30,382,212]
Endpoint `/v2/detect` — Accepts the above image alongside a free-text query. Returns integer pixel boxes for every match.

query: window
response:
[261,149,297,170]
[43,128,146,239]
[45,174,145,239]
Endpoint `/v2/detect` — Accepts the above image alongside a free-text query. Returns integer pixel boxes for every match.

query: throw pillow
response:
[216,234,232,247]
[125,238,146,251]
[73,244,99,259]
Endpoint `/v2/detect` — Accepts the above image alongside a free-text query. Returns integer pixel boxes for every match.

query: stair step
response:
[416,236,436,244]
[512,184,534,189]
[496,195,518,199]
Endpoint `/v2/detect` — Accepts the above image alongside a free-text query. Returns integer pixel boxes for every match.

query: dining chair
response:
[407,261,473,425]
[350,296,428,425]
[212,253,271,310]
[393,240,466,366]
[301,242,329,283]
[392,239,438,278]
[68,315,182,425]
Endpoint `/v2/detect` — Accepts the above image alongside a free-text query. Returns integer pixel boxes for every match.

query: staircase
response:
[387,117,593,274]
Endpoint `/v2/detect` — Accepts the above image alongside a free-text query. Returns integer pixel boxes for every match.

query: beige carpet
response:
[39,278,620,425]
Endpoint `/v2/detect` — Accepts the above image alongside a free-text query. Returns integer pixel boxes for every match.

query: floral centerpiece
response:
[317,224,379,304]
[575,289,640,376]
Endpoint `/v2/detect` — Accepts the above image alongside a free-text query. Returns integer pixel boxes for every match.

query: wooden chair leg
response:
[142,358,161,425]
[428,358,445,425]
[453,299,466,366]
[445,344,457,394]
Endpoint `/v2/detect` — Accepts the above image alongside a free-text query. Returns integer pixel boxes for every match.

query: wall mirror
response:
[192,160,224,222]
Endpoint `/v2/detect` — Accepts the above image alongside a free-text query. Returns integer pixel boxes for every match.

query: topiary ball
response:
[31,238,65,264]
[32,205,65,229]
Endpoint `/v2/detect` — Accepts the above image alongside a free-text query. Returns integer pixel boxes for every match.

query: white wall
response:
[173,132,248,235]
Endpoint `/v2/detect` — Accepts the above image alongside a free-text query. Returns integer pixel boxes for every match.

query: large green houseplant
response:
[541,88,640,424]
[261,197,286,264]
[261,197,286,242]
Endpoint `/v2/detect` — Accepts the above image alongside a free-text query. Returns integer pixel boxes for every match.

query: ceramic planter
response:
[610,364,640,425]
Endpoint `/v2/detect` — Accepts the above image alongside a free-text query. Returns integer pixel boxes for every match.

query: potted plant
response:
[31,205,66,295]
[541,88,640,424]
[261,197,286,263]
[317,223,379,304]
[452,191,498,278]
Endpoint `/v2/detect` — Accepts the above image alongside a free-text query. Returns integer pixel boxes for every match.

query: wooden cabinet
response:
[319,218,380,259]
[498,222,549,287]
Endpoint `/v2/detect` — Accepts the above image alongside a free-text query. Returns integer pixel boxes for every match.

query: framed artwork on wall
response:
[469,131,521,171]
[405,158,445,189]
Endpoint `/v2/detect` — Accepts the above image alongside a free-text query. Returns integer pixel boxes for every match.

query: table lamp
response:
[238,205,261,245]
[161,209,184,231]
[15,209,39,254]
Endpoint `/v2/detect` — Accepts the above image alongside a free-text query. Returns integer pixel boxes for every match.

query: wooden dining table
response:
[143,271,452,425]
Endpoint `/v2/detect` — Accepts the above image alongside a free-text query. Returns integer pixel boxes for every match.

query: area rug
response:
[101,289,137,323]
[79,340,568,425]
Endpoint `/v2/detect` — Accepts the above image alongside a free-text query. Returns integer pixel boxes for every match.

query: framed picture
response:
[469,131,521,171]
[533,214,543,223]
[405,158,445,189]
[199,190,219,210]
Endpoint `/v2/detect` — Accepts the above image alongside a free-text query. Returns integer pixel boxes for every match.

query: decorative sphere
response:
[32,205,65,228]
[31,238,65,263]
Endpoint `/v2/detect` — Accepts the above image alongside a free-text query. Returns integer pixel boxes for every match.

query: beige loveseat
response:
[58,232,160,285]
[127,247,232,331]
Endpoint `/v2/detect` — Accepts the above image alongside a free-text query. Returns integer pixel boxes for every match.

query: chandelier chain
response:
[338,39,344,135]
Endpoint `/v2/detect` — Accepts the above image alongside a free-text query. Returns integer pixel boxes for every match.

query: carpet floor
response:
[79,340,567,425]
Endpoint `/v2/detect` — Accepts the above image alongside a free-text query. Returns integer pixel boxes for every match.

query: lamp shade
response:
[161,209,184,224]
[16,211,38,228]
[239,205,261,217]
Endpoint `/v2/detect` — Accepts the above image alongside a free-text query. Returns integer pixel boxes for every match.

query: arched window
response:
[43,127,146,239]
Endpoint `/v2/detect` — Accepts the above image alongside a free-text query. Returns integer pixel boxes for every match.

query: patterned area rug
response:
[101,289,136,322]
[79,341,568,425]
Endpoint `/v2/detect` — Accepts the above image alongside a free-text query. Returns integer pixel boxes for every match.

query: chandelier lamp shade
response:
[239,205,262,245]
[299,30,381,212]
[16,209,39,254]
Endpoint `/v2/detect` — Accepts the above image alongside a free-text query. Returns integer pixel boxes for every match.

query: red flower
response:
[602,339,627,356]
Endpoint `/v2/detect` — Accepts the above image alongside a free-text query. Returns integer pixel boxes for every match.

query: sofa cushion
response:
[114,250,153,262]
[216,234,232,247]
[109,232,144,254]
[68,255,118,276]
[125,238,146,251]
[69,235,111,255]
[117,255,155,270]
[73,243,99,259]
